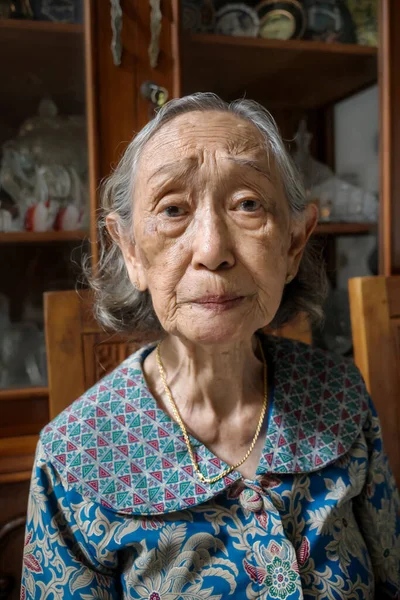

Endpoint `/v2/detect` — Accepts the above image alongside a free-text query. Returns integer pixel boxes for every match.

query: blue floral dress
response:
[21,336,400,599]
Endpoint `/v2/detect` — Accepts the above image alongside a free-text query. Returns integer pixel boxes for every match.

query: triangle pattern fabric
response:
[40,336,370,515]
[257,336,369,475]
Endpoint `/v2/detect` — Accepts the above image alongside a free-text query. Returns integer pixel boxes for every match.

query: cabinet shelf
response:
[183,33,378,109]
[0,434,39,483]
[0,388,48,439]
[0,230,89,243]
[0,387,48,402]
[315,222,377,235]
[0,18,83,34]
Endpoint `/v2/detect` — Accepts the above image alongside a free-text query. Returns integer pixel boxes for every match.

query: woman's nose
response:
[191,209,235,271]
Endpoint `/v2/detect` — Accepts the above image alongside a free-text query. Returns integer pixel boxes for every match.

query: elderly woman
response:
[22,94,399,599]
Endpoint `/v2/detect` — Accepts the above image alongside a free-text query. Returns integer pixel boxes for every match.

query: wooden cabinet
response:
[0,13,90,434]
[1,0,400,595]
[0,7,93,597]
[0,480,30,600]
[0,437,37,599]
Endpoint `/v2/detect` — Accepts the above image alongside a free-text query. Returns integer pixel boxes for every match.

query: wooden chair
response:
[348,275,400,485]
[44,290,160,421]
[0,436,38,600]
[44,289,312,420]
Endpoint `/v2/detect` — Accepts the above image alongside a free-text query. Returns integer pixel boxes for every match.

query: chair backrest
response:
[44,290,312,420]
[44,290,159,420]
[348,275,400,484]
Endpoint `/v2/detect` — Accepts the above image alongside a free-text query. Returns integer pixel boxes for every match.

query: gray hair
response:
[87,93,327,334]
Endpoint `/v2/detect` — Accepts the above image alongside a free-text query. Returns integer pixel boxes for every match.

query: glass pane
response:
[0,2,88,392]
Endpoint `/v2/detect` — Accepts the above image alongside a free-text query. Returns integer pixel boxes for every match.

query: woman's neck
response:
[145,334,265,422]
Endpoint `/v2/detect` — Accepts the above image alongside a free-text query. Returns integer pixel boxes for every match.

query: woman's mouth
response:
[191,295,245,312]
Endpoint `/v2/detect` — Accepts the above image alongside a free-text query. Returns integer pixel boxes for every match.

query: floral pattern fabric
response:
[21,336,400,599]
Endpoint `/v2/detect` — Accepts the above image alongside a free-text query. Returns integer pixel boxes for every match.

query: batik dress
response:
[21,336,400,599]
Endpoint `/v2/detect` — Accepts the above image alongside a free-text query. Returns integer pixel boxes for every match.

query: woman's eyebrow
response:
[148,158,197,182]
[225,157,273,182]
[147,156,273,186]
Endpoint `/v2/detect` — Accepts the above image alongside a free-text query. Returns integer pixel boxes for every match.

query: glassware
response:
[30,0,83,23]
[293,120,334,217]
[362,190,378,222]
[322,289,353,356]
[0,323,47,388]
[0,98,88,232]
[0,294,10,330]
[311,176,378,223]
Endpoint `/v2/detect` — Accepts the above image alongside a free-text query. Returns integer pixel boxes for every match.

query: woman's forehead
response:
[140,111,268,167]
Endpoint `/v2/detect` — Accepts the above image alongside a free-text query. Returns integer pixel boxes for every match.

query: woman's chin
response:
[160,300,266,346]
[175,314,256,346]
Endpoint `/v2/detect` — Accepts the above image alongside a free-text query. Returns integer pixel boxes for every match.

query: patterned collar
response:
[40,335,370,515]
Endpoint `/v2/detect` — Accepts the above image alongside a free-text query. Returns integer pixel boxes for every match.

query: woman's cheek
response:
[137,246,151,270]
[147,255,185,298]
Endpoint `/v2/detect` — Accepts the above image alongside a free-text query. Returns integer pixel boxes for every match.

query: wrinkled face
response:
[117,111,315,345]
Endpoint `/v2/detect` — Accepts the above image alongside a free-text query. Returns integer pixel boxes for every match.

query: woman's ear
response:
[106,214,148,291]
[287,203,318,277]
[105,213,123,245]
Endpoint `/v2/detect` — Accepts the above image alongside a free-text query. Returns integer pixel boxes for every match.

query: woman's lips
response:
[191,295,245,312]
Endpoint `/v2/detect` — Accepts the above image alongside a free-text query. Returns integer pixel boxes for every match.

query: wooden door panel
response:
[133,0,182,130]
[89,0,182,180]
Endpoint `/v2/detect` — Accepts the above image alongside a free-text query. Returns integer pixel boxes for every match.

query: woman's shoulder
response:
[266,334,370,412]
[261,334,373,473]
[265,333,366,389]
[39,341,156,456]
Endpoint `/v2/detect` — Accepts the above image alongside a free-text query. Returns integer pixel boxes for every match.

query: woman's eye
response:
[237,199,262,212]
[163,205,186,217]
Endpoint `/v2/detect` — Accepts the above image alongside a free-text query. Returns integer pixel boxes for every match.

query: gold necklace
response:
[156,339,268,485]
